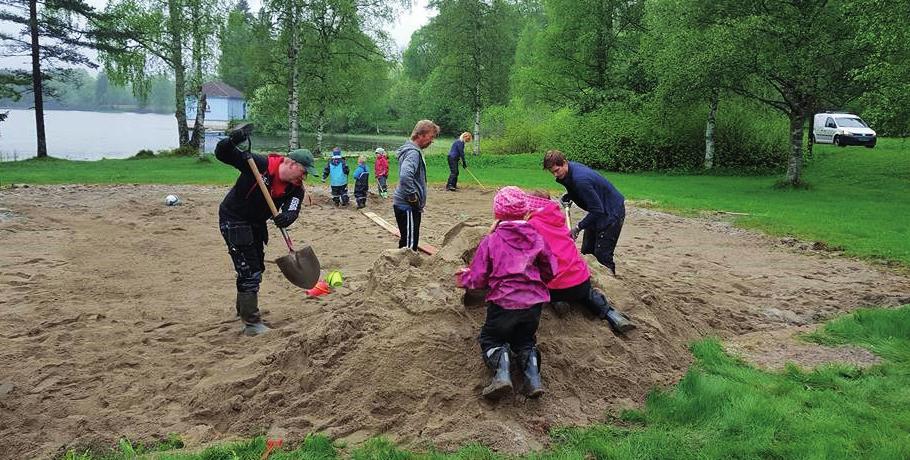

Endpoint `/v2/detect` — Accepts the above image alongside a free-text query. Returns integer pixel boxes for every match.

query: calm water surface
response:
[0,109,404,161]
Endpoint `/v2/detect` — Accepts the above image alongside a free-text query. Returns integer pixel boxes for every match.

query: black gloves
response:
[272,211,295,228]
[229,122,253,145]
[560,193,572,207]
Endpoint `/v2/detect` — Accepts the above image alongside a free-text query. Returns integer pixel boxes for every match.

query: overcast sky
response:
[0,0,432,70]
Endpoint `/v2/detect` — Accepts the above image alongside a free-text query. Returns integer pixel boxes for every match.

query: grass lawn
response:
[62,305,910,459]
[3,138,908,265]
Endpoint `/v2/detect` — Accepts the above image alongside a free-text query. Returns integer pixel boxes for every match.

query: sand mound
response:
[2,185,908,458]
[180,221,697,453]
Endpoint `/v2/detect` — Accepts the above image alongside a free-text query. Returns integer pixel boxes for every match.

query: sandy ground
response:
[1,184,908,459]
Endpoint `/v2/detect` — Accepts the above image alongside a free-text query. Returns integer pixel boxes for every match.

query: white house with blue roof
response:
[185,81,247,152]
[185,81,247,130]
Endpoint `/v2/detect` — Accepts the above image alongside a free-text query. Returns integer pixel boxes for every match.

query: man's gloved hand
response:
[560,193,572,207]
[229,122,254,145]
[570,226,581,240]
[272,212,294,228]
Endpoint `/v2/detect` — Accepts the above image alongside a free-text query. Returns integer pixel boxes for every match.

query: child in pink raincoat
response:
[456,186,557,400]
[525,189,635,333]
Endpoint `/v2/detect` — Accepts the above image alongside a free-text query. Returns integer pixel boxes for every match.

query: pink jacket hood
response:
[527,201,590,290]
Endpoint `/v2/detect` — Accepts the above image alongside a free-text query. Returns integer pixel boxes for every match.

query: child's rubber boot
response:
[521,347,544,398]
[605,308,635,333]
[588,288,636,334]
[482,346,513,400]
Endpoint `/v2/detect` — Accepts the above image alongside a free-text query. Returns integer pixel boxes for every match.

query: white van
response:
[812,113,877,148]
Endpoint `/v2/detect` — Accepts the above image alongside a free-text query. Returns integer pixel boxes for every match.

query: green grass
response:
[61,306,910,459]
[2,138,908,265]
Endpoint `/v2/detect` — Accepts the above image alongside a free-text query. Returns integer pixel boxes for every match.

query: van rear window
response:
[836,117,868,128]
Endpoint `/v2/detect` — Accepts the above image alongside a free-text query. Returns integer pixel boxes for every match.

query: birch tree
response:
[100,0,221,149]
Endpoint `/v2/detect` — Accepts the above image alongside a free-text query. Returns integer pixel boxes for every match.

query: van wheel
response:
[833,135,845,147]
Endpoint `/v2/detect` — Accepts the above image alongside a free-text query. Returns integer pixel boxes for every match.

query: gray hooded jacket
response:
[392,140,428,211]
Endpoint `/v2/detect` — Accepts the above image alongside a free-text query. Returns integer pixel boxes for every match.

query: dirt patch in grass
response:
[1,185,908,458]
[725,327,882,371]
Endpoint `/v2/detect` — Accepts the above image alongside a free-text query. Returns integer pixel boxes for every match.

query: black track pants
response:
[394,205,421,251]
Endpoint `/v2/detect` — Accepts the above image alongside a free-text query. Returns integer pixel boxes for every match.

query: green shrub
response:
[133,149,155,159]
[483,99,790,172]
[163,146,200,157]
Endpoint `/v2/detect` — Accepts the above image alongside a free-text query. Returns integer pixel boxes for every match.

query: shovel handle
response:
[247,157,295,252]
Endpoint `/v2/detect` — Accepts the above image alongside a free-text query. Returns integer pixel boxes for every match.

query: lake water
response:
[0,109,405,161]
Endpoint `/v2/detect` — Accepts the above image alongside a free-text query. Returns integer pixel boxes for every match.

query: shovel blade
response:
[276,244,321,289]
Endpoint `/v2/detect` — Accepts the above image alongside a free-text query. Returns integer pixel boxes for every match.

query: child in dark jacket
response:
[374,147,389,198]
[353,154,370,209]
[456,186,557,399]
[322,147,350,206]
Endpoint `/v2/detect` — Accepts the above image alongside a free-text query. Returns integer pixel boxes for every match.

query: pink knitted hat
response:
[524,193,554,214]
[493,186,529,220]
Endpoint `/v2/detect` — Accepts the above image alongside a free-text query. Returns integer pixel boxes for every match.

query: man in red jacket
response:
[215,124,315,336]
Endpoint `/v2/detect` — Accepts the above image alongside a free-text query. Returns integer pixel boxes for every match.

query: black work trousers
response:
[220,220,266,295]
[580,216,624,274]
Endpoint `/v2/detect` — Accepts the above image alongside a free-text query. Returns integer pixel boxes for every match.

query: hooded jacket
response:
[215,139,304,244]
[375,154,389,177]
[458,221,557,309]
[557,161,625,230]
[527,200,591,290]
[392,140,428,211]
[353,163,369,198]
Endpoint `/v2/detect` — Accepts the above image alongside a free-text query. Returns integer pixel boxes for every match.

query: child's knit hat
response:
[332,147,342,157]
[493,186,529,220]
[524,192,554,214]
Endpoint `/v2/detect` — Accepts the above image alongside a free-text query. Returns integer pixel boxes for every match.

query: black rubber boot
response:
[482,345,513,400]
[588,288,635,333]
[237,291,271,336]
[521,347,544,398]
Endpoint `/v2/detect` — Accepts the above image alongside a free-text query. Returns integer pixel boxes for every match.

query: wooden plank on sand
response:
[361,211,438,255]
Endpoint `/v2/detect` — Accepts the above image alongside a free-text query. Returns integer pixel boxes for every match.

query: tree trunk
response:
[189,2,205,152]
[315,106,325,154]
[785,111,805,186]
[190,93,207,156]
[286,8,300,151]
[168,0,189,146]
[704,92,718,169]
[806,108,816,160]
[29,0,47,159]
[473,107,481,156]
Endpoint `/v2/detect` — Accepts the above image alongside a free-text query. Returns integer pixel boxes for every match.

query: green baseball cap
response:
[288,149,315,174]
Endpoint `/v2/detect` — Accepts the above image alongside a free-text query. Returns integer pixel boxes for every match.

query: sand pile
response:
[181,220,697,452]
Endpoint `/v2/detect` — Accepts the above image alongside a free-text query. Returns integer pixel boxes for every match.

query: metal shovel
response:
[247,157,321,289]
